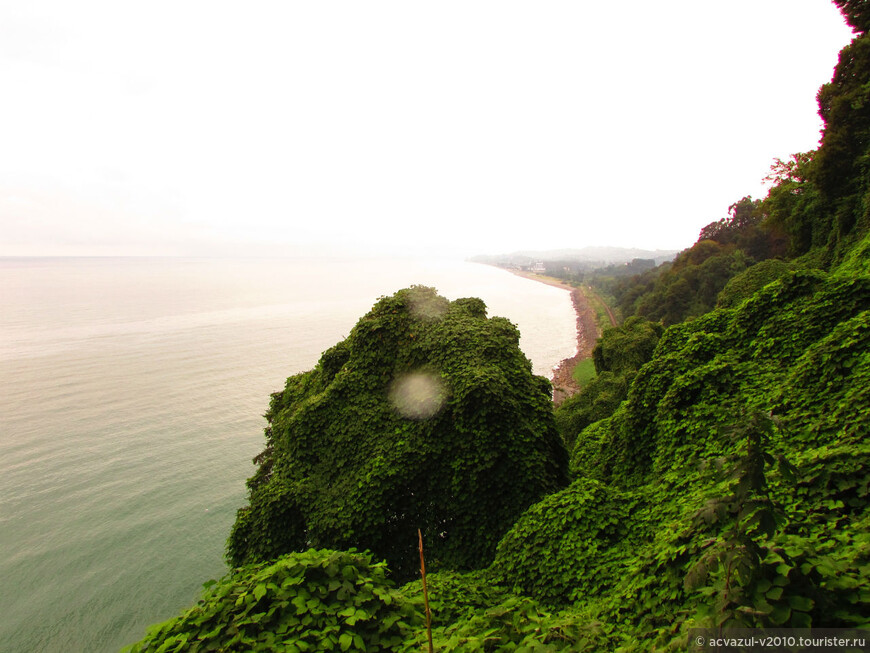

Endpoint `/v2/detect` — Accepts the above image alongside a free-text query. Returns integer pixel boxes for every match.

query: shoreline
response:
[508,270,603,405]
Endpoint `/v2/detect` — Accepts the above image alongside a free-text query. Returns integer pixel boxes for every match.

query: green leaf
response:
[787,595,814,612]
[769,603,791,625]
[765,586,784,601]
[791,610,812,628]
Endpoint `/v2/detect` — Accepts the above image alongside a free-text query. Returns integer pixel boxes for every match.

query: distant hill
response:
[470,247,679,269]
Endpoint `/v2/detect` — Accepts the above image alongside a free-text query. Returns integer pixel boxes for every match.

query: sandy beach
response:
[509,270,607,404]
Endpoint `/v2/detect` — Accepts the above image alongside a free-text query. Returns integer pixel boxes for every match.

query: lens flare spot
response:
[407,288,448,321]
[389,371,446,420]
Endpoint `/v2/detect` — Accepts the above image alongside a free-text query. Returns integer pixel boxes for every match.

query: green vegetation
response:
[121,549,421,653]
[556,316,663,449]
[127,4,870,650]
[610,233,756,326]
[716,258,794,308]
[578,284,615,330]
[227,286,568,580]
[570,358,596,387]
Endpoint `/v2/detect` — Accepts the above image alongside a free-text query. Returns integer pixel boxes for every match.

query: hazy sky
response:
[0,1,855,258]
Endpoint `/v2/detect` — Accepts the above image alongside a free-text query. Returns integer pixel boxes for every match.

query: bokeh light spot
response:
[389,371,446,420]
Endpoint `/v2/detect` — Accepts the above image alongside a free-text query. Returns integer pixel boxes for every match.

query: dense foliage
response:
[833,0,870,34]
[122,549,421,653]
[399,571,603,651]
[715,258,794,308]
[591,316,664,377]
[611,237,754,326]
[227,286,568,579]
[555,316,662,448]
[491,478,645,605]
[500,267,870,648]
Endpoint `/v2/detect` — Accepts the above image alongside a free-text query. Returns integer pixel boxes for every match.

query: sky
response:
[0,1,856,258]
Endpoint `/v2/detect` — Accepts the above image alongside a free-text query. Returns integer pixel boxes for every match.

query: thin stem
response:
[418,528,434,653]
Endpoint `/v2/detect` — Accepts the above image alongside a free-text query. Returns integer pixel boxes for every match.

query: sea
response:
[0,256,577,653]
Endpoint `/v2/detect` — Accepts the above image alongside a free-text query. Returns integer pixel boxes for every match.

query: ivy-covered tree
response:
[592,316,664,377]
[228,287,568,580]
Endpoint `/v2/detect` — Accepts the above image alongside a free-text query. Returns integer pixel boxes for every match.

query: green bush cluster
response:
[491,478,645,605]
[399,571,607,652]
[122,549,420,653]
[716,258,793,308]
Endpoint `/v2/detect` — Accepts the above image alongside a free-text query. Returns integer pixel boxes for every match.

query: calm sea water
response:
[0,256,576,653]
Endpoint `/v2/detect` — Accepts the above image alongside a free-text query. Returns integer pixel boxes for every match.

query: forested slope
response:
[126,3,869,651]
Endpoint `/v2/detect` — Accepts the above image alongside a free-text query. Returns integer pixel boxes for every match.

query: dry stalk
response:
[418,528,434,653]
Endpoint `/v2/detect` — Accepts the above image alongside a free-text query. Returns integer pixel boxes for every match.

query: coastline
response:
[508,270,603,405]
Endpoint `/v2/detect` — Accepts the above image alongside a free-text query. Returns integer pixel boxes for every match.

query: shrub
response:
[122,549,421,653]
